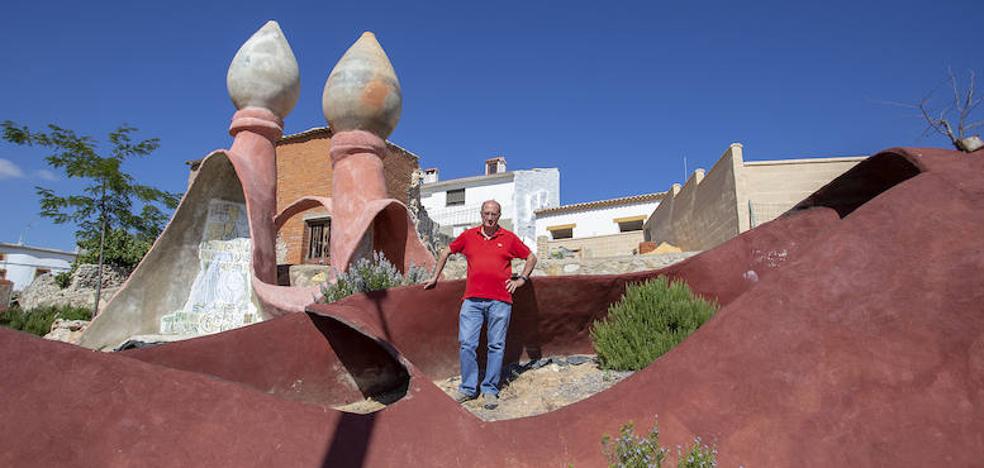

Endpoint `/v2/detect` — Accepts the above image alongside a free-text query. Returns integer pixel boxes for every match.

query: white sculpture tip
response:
[322,32,402,138]
[227,20,301,118]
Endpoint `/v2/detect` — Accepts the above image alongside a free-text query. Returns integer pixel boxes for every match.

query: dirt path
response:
[336,355,634,421]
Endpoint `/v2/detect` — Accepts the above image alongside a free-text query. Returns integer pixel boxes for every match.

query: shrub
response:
[0,304,92,336]
[601,419,718,468]
[321,251,430,303]
[54,271,72,289]
[602,421,667,467]
[591,276,718,371]
[676,437,717,468]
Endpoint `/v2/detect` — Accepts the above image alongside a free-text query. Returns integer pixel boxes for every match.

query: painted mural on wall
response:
[160,199,260,335]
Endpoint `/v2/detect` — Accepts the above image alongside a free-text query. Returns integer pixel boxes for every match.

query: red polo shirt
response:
[449,226,532,304]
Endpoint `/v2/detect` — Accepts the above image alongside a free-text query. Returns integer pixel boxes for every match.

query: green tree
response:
[1,121,179,313]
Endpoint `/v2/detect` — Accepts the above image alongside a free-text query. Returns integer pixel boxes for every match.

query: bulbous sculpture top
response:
[227,21,300,119]
[322,32,402,138]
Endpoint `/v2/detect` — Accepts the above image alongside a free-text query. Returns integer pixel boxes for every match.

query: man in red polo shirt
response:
[425,199,537,409]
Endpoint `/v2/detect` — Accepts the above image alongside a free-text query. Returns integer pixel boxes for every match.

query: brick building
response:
[188,126,421,267]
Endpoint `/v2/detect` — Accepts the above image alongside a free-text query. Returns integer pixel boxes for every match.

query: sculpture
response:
[79,23,434,349]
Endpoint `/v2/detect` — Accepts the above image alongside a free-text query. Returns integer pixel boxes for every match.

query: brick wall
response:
[275,128,419,265]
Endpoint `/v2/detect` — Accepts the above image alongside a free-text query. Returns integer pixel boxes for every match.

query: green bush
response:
[321,251,430,304]
[601,419,717,468]
[54,271,72,289]
[676,437,717,468]
[75,227,154,270]
[602,421,667,467]
[0,305,93,336]
[591,276,718,371]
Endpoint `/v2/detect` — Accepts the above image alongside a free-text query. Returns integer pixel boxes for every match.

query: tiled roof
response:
[535,192,665,216]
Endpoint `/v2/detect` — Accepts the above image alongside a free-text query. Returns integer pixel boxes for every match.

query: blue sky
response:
[1,0,980,251]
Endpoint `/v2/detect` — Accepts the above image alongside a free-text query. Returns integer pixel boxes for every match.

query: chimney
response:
[423,168,439,183]
[485,156,506,175]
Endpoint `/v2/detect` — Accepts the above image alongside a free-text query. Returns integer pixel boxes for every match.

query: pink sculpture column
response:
[322,32,435,274]
[227,107,282,285]
[328,130,388,266]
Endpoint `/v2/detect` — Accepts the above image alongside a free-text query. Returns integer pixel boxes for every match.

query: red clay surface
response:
[2,147,983,466]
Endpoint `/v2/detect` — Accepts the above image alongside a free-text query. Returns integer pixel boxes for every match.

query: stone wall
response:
[16,264,129,311]
[537,231,646,259]
[442,252,697,280]
[0,279,12,309]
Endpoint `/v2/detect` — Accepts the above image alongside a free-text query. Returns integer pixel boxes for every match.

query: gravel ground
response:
[335,355,634,421]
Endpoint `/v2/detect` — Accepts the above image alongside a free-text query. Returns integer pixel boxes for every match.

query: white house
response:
[0,242,77,291]
[534,193,664,258]
[420,157,560,250]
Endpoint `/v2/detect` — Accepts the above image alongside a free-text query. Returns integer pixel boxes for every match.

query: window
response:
[547,223,575,240]
[304,218,331,263]
[526,190,549,214]
[446,188,465,206]
[615,216,646,232]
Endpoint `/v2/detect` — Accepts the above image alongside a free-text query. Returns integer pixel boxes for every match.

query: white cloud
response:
[0,158,26,179]
[34,169,59,182]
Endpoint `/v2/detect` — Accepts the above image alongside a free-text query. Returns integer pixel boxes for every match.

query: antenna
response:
[17,221,34,245]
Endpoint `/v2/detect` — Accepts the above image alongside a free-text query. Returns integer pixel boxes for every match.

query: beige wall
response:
[644,144,744,251]
[644,144,864,251]
[538,231,645,259]
[742,157,863,227]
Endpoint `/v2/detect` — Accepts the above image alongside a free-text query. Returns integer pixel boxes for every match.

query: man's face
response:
[481,203,501,228]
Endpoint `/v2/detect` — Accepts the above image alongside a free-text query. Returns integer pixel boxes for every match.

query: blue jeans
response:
[458,298,512,397]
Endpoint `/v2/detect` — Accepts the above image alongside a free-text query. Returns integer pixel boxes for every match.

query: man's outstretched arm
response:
[424,248,452,289]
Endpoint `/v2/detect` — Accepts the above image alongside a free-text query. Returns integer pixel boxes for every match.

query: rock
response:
[566,355,593,366]
[113,334,197,352]
[289,264,332,287]
[43,319,90,345]
[70,264,130,290]
[17,264,127,311]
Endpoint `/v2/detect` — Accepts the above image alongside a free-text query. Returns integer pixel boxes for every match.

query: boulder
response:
[43,318,90,345]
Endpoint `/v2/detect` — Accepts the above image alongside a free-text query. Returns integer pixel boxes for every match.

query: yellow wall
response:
[742,157,863,227]
[644,144,864,251]
[644,144,744,251]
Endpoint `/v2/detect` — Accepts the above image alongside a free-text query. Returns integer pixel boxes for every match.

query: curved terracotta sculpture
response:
[80,24,434,349]
[5,147,984,466]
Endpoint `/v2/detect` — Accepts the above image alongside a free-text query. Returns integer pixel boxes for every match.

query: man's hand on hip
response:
[505,277,526,294]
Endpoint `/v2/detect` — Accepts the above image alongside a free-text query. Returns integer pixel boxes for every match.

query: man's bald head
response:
[480,200,501,230]
[481,200,501,214]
